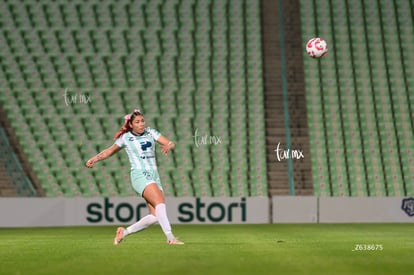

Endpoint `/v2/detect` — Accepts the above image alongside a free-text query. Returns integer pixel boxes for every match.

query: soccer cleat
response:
[167,238,184,245]
[113,227,125,245]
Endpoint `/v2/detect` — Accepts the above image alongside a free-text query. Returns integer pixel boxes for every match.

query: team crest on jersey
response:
[401,197,414,217]
[143,171,152,180]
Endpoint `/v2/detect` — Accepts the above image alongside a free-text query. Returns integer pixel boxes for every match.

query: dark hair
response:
[113,110,143,139]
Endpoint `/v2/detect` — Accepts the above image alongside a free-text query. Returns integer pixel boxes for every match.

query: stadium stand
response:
[0,0,267,197]
[300,0,414,197]
[1,0,412,198]
[0,127,36,196]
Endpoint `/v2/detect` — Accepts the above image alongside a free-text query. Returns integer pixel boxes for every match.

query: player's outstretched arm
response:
[85,144,122,168]
[157,135,175,156]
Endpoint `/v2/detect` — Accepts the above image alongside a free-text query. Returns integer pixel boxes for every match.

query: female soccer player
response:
[85,109,184,245]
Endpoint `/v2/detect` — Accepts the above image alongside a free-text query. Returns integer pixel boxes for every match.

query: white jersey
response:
[115,127,161,171]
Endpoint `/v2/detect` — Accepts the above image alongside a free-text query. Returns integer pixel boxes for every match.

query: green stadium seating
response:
[301,0,414,197]
[0,0,266,197]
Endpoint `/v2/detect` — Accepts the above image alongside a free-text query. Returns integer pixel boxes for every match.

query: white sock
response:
[124,214,158,237]
[155,203,175,240]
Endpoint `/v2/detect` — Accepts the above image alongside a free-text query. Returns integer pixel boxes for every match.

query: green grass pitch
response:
[0,224,413,275]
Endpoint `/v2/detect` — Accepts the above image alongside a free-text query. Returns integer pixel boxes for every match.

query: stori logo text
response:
[178,198,246,222]
[86,198,246,223]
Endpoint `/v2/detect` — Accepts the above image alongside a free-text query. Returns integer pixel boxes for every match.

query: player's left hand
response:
[161,142,175,155]
[85,158,95,168]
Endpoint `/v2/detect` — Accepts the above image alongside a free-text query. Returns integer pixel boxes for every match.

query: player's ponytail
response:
[113,109,142,139]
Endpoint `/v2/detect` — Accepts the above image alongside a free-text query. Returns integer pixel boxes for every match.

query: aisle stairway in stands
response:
[261,0,313,196]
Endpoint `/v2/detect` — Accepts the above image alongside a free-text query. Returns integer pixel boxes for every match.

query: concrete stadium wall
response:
[272,196,414,223]
[0,196,413,227]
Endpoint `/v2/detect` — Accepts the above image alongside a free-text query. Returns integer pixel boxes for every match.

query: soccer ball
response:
[306,38,328,58]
